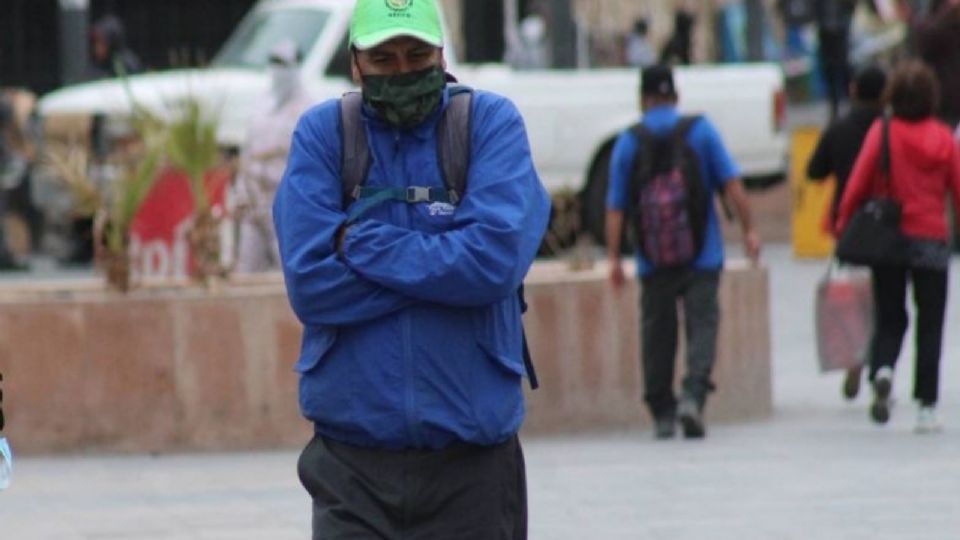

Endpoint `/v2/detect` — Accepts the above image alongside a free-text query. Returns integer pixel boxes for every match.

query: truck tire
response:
[580,145,611,246]
[579,144,631,252]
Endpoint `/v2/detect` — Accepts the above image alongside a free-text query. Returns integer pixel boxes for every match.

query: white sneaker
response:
[915,406,942,434]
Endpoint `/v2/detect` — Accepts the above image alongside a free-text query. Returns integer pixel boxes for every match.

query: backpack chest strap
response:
[346,185,458,223]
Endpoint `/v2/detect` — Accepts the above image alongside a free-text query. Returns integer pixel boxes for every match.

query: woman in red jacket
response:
[837,60,960,433]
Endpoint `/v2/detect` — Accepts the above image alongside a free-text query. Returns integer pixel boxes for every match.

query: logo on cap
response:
[385,0,413,10]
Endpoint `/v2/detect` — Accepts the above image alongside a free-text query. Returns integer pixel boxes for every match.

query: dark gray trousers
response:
[298,434,527,540]
[640,269,721,419]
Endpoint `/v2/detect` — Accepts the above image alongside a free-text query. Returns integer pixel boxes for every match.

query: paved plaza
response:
[2,244,960,539]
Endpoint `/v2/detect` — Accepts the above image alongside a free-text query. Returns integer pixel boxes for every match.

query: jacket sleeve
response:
[835,122,881,234]
[806,125,834,181]
[273,104,416,326]
[340,96,551,306]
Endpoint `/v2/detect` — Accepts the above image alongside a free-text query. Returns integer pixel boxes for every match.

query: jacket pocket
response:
[473,297,526,377]
[294,326,338,374]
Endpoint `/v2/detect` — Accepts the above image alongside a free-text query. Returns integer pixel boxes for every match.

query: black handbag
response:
[835,115,909,266]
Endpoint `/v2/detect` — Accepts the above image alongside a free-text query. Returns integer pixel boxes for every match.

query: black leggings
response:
[869,265,948,405]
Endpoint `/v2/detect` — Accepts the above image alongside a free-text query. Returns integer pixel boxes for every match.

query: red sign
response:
[129,167,230,279]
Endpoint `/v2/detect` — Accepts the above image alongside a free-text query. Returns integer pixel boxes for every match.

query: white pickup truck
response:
[38,0,788,243]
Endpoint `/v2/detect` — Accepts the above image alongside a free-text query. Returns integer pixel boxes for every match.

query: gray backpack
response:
[336,87,539,389]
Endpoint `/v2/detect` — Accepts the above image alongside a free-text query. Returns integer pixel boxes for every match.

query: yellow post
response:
[790,126,836,258]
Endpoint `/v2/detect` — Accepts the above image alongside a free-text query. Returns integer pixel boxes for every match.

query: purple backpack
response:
[628,116,708,268]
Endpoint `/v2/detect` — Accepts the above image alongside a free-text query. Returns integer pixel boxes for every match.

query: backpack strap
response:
[517,285,538,390]
[339,87,473,218]
[672,115,700,147]
[339,92,371,209]
[629,115,701,181]
[437,86,473,204]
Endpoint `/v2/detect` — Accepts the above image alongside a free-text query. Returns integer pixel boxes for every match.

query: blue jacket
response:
[605,105,740,277]
[273,88,551,450]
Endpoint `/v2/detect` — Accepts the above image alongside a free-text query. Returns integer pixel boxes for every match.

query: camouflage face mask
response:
[361,65,446,129]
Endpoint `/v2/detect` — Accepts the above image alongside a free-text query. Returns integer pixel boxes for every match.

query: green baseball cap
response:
[350,0,444,51]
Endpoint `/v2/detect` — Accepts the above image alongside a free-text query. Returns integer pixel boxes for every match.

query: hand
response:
[744,229,761,265]
[609,260,626,290]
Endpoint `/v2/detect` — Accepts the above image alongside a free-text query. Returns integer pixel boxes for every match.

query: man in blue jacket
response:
[606,65,761,440]
[273,1,550,537]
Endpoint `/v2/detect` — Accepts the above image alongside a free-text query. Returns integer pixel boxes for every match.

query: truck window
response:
[326,34,352,80]
[212,8,330,69]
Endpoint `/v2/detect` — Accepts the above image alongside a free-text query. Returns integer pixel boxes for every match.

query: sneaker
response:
[870,367,893,424]
[654,415,676,440]
[842,365,863,400]
[678,397,705,439]
[915,406,942,434]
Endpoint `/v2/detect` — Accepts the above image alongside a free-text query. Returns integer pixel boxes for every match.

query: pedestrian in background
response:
[508,14,549,69]
[806,65,887,399]
[625,18,657,69]
[660,9,695,65]
[814,0,857,119]
[273,0,550,537]
[912,0,960,129]
[88,14,143,79]
[606,65,761,440]
[836,60,960,433]
[231,40,312,273]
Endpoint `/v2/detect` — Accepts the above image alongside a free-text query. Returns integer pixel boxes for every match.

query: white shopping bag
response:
[815,263,874,372]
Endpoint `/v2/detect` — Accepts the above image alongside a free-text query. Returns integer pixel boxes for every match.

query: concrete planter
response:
[0,260,770,454]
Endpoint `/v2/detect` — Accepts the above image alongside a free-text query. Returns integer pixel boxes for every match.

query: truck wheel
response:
[579,145,631,253]
[580,145,611,246]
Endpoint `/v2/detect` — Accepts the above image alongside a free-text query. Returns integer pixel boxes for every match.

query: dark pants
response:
[640,269,721,419]
[818,30,851,119]
[869,265,948,405]
[298,434,527,540]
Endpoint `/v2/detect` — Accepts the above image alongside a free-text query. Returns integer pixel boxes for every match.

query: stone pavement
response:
[3,244,960,539]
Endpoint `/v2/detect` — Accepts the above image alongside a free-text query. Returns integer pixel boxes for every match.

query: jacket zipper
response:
[394,130,422,447]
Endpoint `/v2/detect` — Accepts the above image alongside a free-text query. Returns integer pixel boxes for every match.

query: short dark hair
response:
[852,65,886,102]
[884,60,940,121]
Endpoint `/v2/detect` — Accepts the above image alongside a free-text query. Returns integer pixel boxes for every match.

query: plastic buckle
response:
[406,186,431,203]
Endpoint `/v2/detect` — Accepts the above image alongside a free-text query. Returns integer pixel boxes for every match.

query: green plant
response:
[103,141,163,254]
[165,98,220,213]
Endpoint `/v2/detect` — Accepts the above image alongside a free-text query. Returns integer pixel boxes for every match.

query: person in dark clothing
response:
[660,9,696,65]
[913,0,960,129]
[807,64,887,401]
[88,14,143,79]
[814,0,857,119]
[808,65,888,228]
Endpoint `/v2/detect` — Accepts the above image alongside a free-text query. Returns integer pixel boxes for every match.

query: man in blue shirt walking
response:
[273,1,550,537]
[606,65,761,440]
